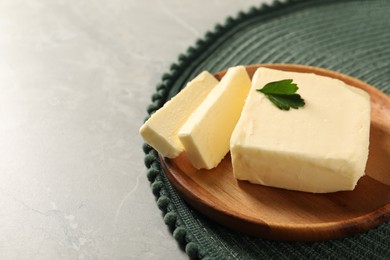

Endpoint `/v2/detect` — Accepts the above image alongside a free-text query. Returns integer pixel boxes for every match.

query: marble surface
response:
[0,0,271,259]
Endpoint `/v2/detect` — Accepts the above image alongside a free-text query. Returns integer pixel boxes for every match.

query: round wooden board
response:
[160,64,390,242]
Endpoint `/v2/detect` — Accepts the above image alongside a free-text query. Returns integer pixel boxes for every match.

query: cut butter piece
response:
[230,67,371,193]
[178,66,251,169]
[140,71,218,158]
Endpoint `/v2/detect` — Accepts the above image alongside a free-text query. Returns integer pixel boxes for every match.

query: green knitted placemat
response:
[143,0,390,259]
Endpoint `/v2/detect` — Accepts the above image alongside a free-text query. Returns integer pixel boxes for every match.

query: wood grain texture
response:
[160,64,390,241]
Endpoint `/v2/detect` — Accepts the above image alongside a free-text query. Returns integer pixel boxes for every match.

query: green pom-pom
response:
[158,88,168,99]
[195,39,204,47]
[146,168,159,182]
[150,160,161,170]
[162,73,171,81]
[163,79,172,87]
[169,69,179,79]
[205,31,213,39]
[148,149,158,158]
[185,242,199,260]
[157,196,170,212]
[170,63,179,71]
[178,54,187,62]
[185,232,194,242]
[247,6,258,16]
[142,143,152,154]
[144,153,156,168]
[151,181,163,197]
[163,212,177,229]
[260,3,271,10]
[156,83,166,91]
[225,17,235,26]
[187,46,196,54]
[173,227,187,244]
[151,92,161,102]
[147,103,158,114]
[214,24,223,33]
[153,99,163,109]
[237,11,246,19]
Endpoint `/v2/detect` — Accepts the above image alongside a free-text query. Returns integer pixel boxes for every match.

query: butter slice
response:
[178,66,251,169]
[230,67,370,193]
[140,71,218,158]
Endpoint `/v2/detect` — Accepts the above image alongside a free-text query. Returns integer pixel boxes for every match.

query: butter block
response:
[178,66,251,169]
[140,71,218,158]
[230,67,370,193]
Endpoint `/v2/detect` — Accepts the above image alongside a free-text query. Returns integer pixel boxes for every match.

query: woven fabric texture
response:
[143,0,390,259]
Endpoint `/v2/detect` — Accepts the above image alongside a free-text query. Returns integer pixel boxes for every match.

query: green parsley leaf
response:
[256,79,305,110]
[258,79,298,95]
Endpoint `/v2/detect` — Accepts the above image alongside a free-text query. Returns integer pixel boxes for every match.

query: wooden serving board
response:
[160,64,390,241]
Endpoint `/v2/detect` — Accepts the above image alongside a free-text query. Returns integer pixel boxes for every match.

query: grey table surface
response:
[0,0,271,259]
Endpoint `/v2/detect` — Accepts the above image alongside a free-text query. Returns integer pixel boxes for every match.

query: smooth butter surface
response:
[178,66,251,169]
[230,67,371,193]
[139,71,218,158]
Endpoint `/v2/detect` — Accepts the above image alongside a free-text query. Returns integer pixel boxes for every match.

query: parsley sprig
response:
[257,79,305,110]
